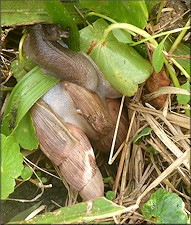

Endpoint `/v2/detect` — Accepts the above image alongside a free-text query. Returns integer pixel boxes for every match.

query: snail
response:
[31,99,104,201]
[23,24,121,99]
[23,24,129,200]
[41,81,128,151]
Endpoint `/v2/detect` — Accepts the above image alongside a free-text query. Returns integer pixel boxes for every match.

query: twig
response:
[108,95,125,165]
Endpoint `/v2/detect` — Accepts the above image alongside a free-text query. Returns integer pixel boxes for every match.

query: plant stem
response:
[86,12,136,36]
[131,26,190,46]
[86,12,117,24]
[102,23,158,46]
[169,18,191,54]
[156,0,166,23]
[19,33,27,63]
[165,58,190,116]
[1,86,14,92]
[164,59,180,88]
[171,58,190,81]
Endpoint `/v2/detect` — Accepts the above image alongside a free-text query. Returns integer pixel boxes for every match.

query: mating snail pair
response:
[23,24,129,201]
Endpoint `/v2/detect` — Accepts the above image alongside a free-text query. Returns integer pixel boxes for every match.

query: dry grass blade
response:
[112,84,144,198]
[142,113,189,169]
[112,94,190,223]
[108,95,126,165]
[113,110,136,196]
[144,86,190,102]
[136,149,189,205]
[150,153,190,200]
[129,102,190,129]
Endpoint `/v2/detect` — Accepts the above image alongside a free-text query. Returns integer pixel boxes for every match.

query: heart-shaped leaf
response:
[141,188,188,224]
[80,19,152,96]
[1,134,23,199]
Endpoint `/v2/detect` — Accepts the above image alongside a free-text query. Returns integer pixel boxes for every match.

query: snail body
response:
[24,24,129,200]
[23,24,121,99]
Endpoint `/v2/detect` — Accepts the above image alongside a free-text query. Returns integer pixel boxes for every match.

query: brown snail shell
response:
[62,81,113,137]
[31,99,104,200]
[42,81,114,141]
[93,98,129,153]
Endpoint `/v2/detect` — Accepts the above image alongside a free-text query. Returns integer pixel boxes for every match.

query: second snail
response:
[23,24,129,201]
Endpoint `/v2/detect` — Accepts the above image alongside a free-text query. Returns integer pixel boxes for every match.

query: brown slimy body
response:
[23,24,121,99]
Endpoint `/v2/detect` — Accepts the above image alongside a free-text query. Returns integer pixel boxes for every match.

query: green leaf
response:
[185,63,190,75]
[1,134,24,200]
[2,66,58,137]
[106,191,115,201]
[80,19,152,96]
[8,201,42,223]
[177,81,191,105]
[12,112,39,150]
[21,166,33,180]
[43,0,80,51]
[41,177,48,183]
[14,197,127,224]
[103,177,112,184]
[134,44,149,59]
[112,29,132,44]
[145,0,161,15]
[122,1,148,29]
[134,127,152,145]
[152,36,169,72]
[147,145,158,154]
[1,0,51,26]
[80,0,148,29]
[11,59,29,82]
[165,36,190,75]
[141,188,188,224]
[1,0,84,27]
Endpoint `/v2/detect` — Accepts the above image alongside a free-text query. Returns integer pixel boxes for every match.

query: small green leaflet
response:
[152,35,169,73]
[103,176,112,184]
[177,80,190,105]
[147,145,158,154]
[12,112,39,150]
[21,166,33,181]
[141,188,188,224]
[106,191,115,201]
[1,134,23,199]
[134,127,152,145]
